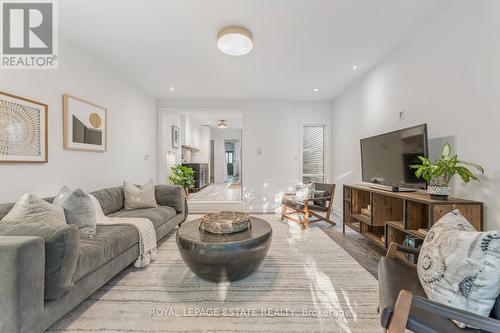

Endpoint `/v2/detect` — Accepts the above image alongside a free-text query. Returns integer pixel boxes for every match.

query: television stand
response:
[342,184,483,265]
[368,184,416,192]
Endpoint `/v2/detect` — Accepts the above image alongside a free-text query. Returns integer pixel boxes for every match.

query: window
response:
[302,125,325,184]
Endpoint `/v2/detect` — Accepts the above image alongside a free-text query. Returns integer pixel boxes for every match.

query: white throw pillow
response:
[1,193,66,224]
[417,209,500,318]
[123,179,158,209]
[294,183,314,202]
[54,186,96,239]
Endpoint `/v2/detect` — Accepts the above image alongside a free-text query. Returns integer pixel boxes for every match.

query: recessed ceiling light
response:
[352,65,358,70]
[217,26,253,56]
[169,86,175,91]
[313,88,319,92]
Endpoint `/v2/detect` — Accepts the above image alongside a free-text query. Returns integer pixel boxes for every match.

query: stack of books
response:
[403,235,423,264]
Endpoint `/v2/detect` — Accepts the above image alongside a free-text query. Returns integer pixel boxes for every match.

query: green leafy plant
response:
[168,164,195,195]
[410,143,484,186]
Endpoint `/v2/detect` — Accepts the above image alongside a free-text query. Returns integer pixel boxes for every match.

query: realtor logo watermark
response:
[1,0,58,69]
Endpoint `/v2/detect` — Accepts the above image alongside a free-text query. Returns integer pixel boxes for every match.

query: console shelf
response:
[342,184,483,255]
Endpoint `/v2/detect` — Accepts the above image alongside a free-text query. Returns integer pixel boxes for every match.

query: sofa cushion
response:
[0,221,79,300]
[282,198,328,212]
[108,206,177,229]
[1,193,66,225]
[378,257,473,332]
[90,186,125,215]
[74,224,138,281]
[154,185,184,213]
[54,187,97,239]
[417,210,500,318]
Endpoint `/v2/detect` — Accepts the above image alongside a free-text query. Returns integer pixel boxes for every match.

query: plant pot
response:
[427,185,451,200]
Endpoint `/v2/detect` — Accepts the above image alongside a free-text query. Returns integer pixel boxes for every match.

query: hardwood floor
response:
[188,182,241,201]
[185,212,384,278]
[276,212,384,278]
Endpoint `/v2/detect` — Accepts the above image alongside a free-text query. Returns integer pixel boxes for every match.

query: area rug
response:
[48,215,380,332]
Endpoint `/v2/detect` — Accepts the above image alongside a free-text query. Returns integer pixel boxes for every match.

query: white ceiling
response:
[60,0,452,100]
[184,111,243,130]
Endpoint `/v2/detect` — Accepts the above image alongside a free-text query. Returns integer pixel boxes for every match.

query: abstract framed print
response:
[63,94,107,152]
[0,91,48,163]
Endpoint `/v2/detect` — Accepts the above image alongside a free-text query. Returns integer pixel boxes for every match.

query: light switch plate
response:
[398,110,405,121]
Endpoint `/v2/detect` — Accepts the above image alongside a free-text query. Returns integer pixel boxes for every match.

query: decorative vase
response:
[427,185,451,200]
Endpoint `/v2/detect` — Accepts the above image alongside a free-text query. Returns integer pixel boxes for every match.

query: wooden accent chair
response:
[380,242,500,333]
[280,183,336,228]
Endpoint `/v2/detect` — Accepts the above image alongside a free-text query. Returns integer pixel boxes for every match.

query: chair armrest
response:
[0,236,45,333]
[305,196,331,201]
[388,290,500,333]
[386,242,420,258]
[155,185,186,214]
[412,295,500,332]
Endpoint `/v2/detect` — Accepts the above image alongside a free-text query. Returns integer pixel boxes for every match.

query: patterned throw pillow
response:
[54,186,96,239]
[294,183,314,202]
[417,209,500,318]
[1,193,66,224]
[123,179,158,209]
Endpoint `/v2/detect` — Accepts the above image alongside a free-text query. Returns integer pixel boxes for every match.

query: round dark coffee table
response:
[176,217,272,282]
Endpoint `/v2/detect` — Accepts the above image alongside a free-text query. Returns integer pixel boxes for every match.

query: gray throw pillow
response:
[54,186,96,239]
[312,190,327,207]
[124,179,158,209]
[1,193,66,224]
[417,209,500,319]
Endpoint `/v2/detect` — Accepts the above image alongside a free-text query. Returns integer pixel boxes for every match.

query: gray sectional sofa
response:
[0,184,186,333]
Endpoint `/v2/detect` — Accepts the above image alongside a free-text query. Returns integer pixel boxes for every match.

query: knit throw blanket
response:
[91,196,158,268]
[97,217,158,268]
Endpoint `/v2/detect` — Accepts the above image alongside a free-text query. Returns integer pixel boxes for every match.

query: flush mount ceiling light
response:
[217,120,228,128]
[217,26,253,56]
[313,88,320,92]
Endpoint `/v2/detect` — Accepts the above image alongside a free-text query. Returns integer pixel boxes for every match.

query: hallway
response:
[188,182,241,201]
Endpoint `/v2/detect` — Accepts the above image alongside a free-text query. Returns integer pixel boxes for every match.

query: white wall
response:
[158,111,181,183]
[331,0,500,230]
[199,125,211,164]
[211,128,242,183]
[0,38,157,202]
[157,99,333,211]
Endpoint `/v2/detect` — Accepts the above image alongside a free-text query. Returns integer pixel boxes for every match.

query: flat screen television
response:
[361,124,428,190]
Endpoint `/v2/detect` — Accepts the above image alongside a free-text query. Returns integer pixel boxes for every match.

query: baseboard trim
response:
[188,201,341,216]
[333,205,343,218]
[188,201,279,214]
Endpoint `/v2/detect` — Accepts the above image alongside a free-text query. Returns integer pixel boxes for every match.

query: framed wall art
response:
[172,125,180,148]
[0,91,48,163]
[63,94,107,152]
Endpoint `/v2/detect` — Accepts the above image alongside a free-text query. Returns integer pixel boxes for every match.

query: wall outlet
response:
[398,110,405,121]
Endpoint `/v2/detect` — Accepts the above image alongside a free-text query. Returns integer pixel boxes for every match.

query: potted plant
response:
[410,143,484,200]
[168,164,195,196]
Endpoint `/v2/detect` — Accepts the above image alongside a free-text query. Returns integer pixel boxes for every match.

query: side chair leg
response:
[280,205,286,220]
